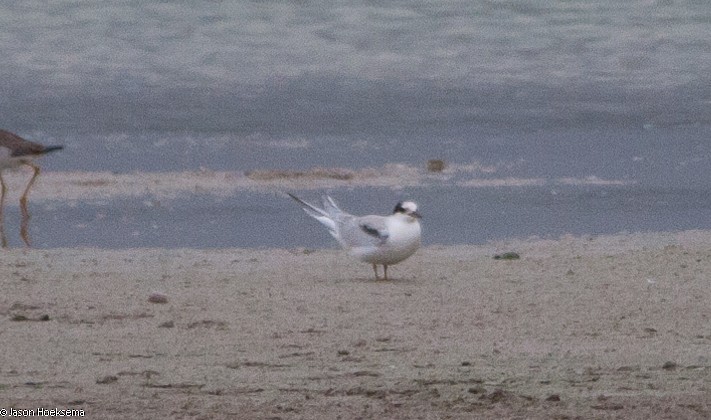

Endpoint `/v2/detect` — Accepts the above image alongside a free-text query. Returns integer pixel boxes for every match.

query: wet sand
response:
[0,167,632,203]
[1,230,710,419]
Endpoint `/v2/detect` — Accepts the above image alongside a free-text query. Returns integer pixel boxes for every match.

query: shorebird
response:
[288,194,422,280]
[0,130,63,247]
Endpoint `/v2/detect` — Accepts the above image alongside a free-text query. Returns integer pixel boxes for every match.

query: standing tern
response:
[288,193,422,280]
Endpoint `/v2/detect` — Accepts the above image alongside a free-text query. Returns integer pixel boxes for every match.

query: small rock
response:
[39,314,50,321]
[546,394,561,402]
[493,252,520,260]
[96,375,118,385]
[158,320,175,328]
[662,361,678,370]
[591,403,624,410]
[461,361,471,366]
[337,350,350,356]
[148,292,168,304]
[426,159,446,172]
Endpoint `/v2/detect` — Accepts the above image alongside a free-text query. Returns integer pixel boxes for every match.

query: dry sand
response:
[1,230,710,419]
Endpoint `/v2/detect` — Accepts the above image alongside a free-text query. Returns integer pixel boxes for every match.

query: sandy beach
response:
[2,1,709,418]
[1,230,710,418]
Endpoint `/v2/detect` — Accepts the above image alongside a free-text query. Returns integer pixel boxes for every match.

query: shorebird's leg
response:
[372,263,380,280]
[383,265,388,281]
[0,173,7,248]
[20,163,40,247]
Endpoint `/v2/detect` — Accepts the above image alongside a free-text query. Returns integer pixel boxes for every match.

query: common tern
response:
[288,193,422,280]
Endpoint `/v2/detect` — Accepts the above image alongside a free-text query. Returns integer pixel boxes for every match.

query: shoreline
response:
[0,168,633,203]
[1,230,710,418]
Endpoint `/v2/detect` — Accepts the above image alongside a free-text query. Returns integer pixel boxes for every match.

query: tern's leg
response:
[20,163,40,247]
[383,265,388,281]
[372,263,380,280]
[0,173,6,248]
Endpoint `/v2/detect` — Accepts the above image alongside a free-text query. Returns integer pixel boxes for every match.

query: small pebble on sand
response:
[148,292,168,304]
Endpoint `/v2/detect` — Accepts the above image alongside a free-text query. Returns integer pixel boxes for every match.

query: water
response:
[1,1,710,248]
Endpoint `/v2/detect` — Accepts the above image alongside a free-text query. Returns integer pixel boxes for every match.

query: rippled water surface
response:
[1,1,710,248]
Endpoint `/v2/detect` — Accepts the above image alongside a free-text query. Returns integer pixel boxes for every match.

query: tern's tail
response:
[287,193,337,233]
[321,195,345,219]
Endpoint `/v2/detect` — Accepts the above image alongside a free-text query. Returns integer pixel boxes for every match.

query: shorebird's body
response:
[288,194,422,280]
[0,130,63,247]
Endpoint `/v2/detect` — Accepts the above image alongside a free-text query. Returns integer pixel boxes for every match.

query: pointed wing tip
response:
[287,192,305,204]
[43,145,64,154]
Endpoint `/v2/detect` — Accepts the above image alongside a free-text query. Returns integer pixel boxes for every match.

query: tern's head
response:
[393,201,422,219]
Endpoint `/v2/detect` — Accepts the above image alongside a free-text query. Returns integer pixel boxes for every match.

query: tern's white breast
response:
[351,216,421,265]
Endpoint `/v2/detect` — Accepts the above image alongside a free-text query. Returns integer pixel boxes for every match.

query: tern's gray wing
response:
[337,215,390,247]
